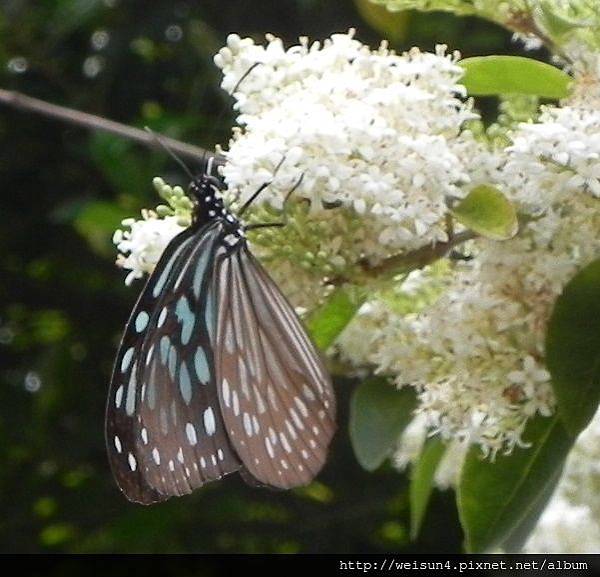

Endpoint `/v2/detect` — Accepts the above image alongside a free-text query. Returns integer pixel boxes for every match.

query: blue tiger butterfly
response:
[105,156,336,503]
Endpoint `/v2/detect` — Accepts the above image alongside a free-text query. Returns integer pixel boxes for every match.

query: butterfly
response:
[105,157,336,504]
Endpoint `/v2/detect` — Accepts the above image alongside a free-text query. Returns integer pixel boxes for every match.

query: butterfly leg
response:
[245,173,304,231]
[237,155,292,215]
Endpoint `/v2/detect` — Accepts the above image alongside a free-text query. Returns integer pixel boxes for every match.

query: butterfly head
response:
[189,154,227,221]
[189,175,225,218]
[188,169,245,247]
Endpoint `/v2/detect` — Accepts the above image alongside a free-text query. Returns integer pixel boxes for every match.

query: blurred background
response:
[0,0,531,553]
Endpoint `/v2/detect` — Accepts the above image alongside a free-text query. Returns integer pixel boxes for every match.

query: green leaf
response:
[534,1,592,39]
[354,0,410,43]
[546,259,600,436]
[306,287,363,350]
[501,465,563,552]
[72,200,128,256]
[89,132,163,196]
[349,379,417,471]
[460,56,571,99]
[457,414,572,553]
[451,184,518,240]
[409,437,445,540]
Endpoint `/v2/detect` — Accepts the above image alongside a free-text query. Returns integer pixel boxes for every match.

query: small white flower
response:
[113,212,185,285]
[216,31,478,265]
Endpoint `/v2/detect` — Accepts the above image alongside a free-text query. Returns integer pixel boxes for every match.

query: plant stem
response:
[0,88,212,161]
[366,230,477,280]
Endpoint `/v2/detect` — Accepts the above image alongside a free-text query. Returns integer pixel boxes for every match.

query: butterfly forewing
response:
[106,221,242,504]
[214,247,336,489]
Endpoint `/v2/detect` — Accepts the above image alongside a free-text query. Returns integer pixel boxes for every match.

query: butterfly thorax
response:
[189,175,245,250]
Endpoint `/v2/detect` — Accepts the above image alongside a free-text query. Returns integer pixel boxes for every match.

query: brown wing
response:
[213,246,336,489]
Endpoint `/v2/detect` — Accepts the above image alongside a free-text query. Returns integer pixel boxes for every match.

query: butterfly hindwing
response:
[213,247,336,489]
[106,221,242,504]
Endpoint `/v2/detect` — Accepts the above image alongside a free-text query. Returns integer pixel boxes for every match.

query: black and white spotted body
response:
[106,160,336,504]
[188,172,246,250]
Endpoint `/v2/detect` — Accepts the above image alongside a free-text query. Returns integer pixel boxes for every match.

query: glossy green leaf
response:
[307,287,363,350]
[501,466,563,552]
[349,379,417,471]
[460,56,571,98]
[546,259,600,436]
[451,184,518,240]
[458,414,572,553]
[409,437,445,540]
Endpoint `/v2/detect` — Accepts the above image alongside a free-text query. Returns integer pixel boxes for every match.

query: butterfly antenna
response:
[231,62,262,95]
[207,62,262,162]
[145,127,196,180]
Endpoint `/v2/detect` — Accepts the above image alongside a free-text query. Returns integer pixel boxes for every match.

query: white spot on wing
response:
[303,384,316,401]
[115,385,123,408]
[114,436,122,453]
[222,378,231,407]
[125,362,137,416]
[186,422,198,446]
[285,420,298,440]
[203,407,216,436]
[290,408,305,430]
[268,427,278,445]
[128,452,137,471]
[243,413,253,437]
[280,432,292,454]
[157,307,168,328]
[294,396,308,417]
[265,437,274,458]
[135,311,149,333]
[121,347,134,373]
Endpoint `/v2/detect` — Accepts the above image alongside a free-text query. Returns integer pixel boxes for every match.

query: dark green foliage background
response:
[0,0,526,553]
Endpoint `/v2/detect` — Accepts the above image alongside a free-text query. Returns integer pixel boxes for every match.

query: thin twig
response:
[366,230,477,279]
[331,230,477,286]
[0,88,214,161]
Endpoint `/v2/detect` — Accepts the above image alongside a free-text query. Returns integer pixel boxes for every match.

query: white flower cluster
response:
[505,103,600,211]
[113,211,185,285]
[112,31,600,462]
[525,408,600,553]
[338,94,600,457]
[215,31,480,268]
